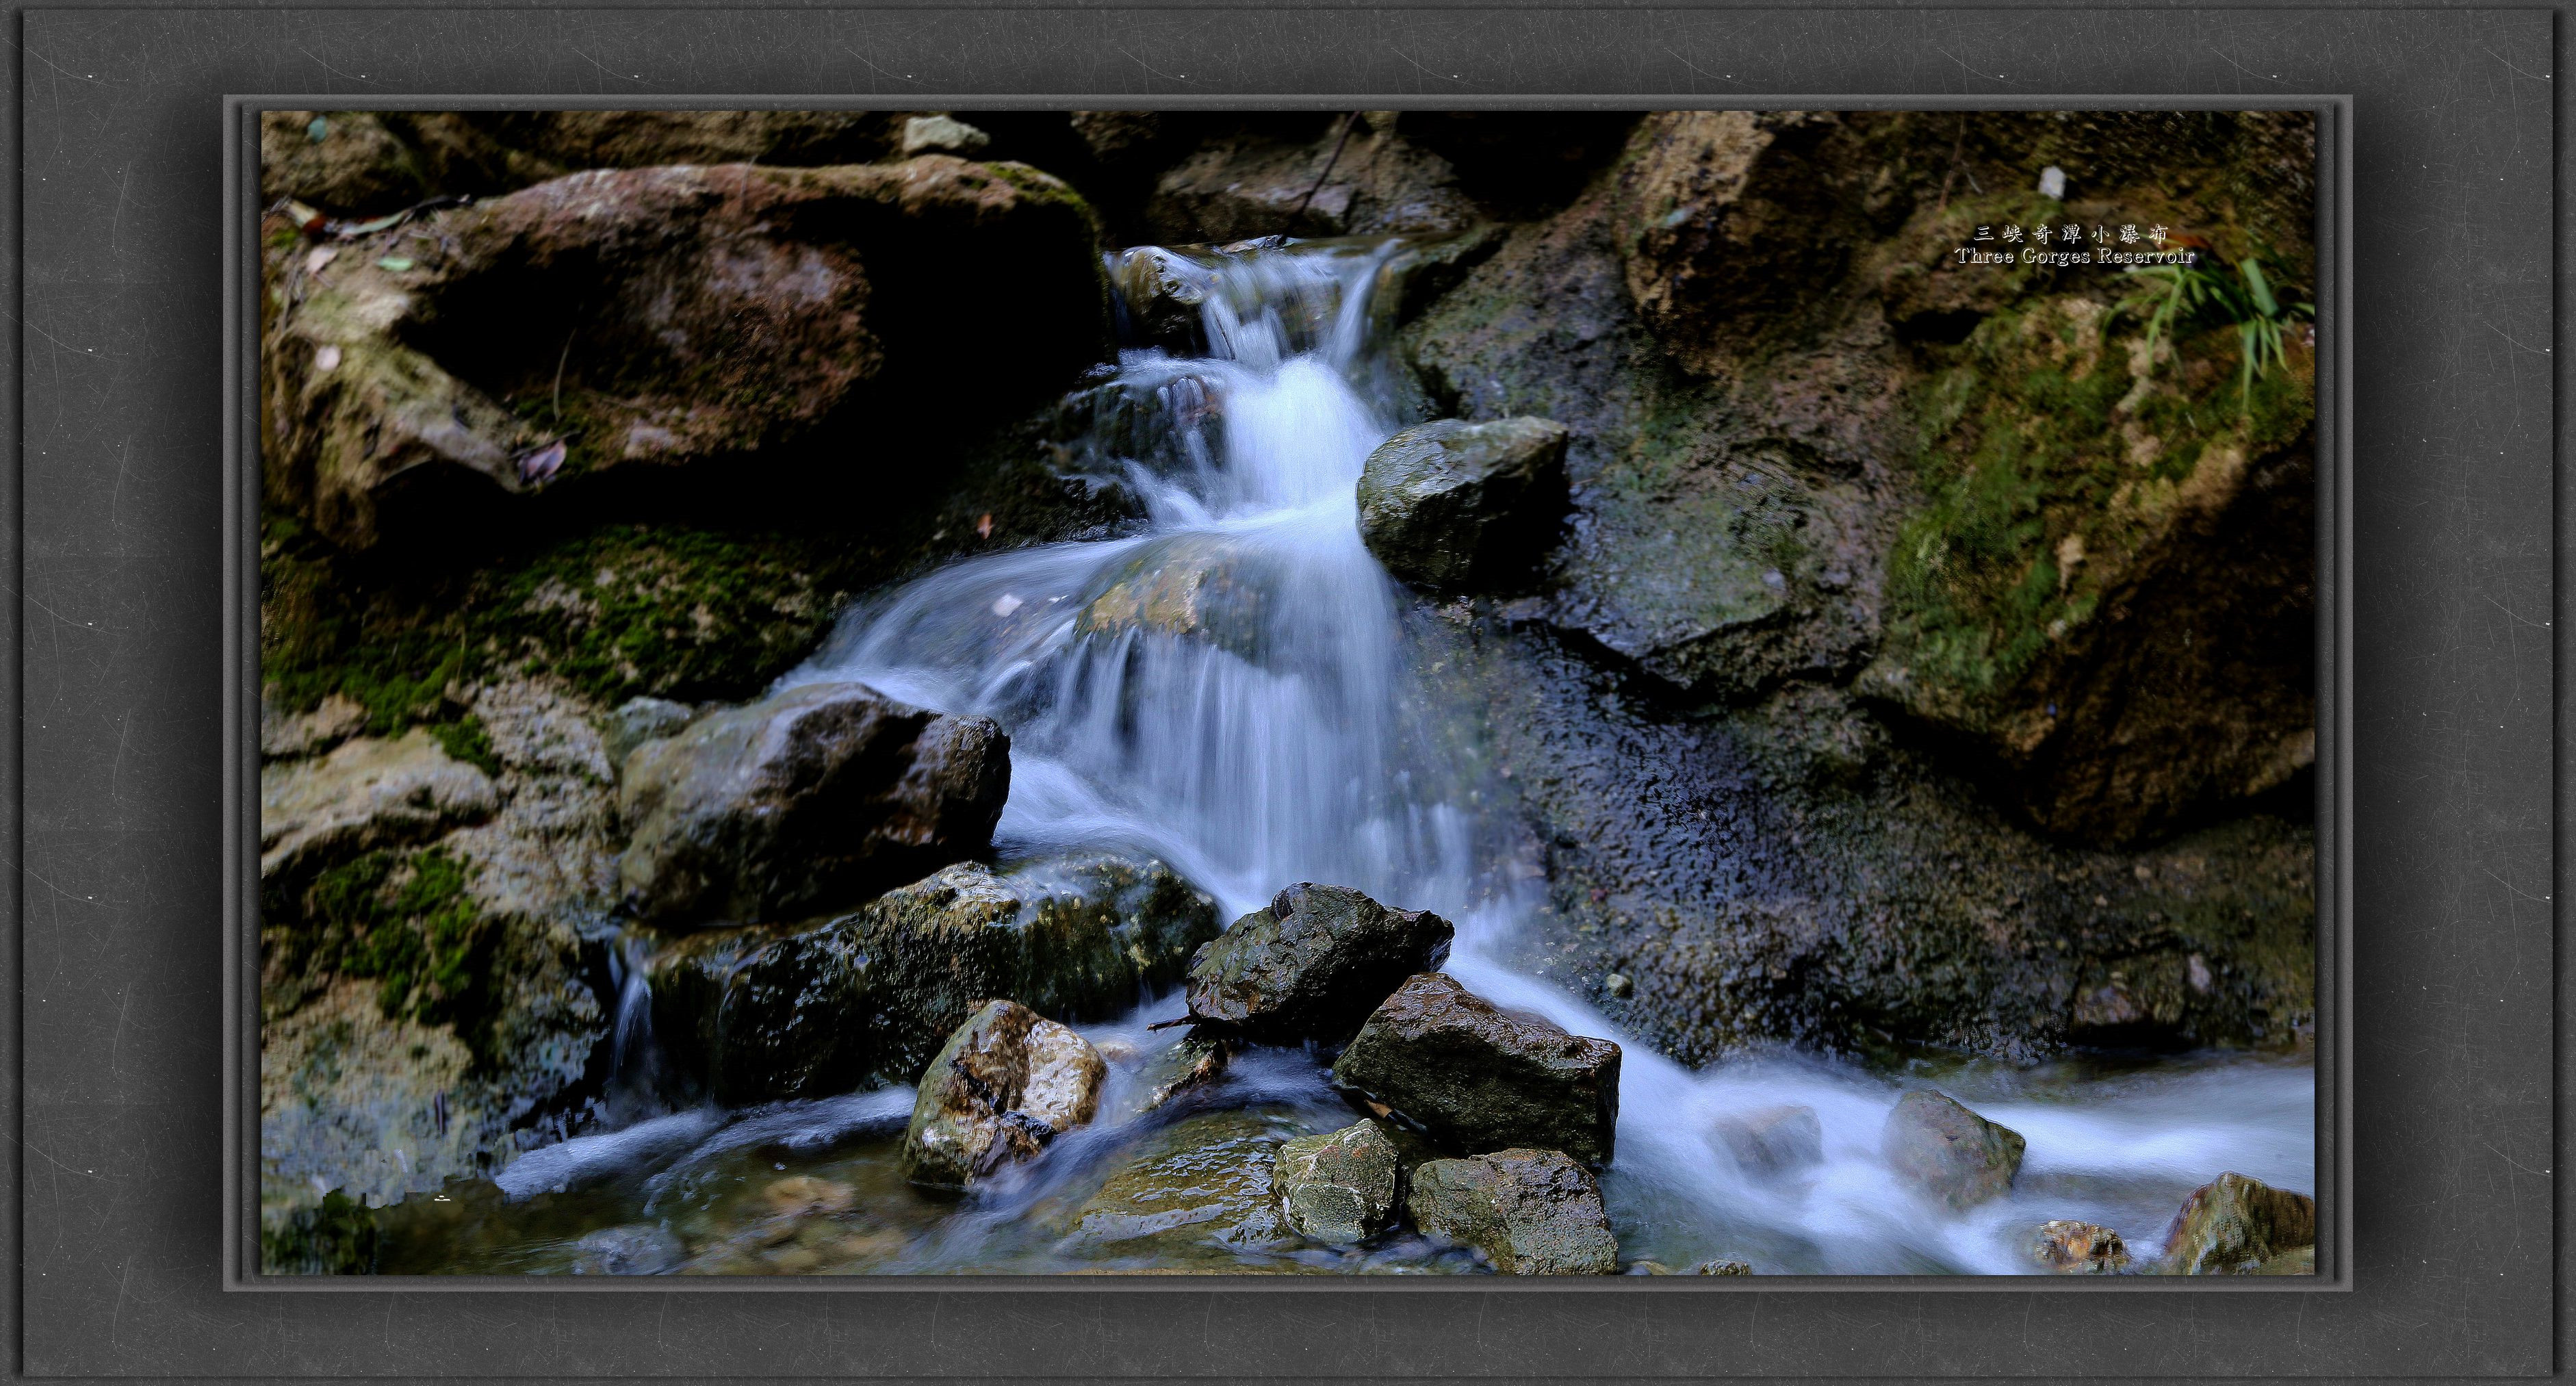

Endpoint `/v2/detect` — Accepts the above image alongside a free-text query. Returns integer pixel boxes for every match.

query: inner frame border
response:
[220,91,2354,1297]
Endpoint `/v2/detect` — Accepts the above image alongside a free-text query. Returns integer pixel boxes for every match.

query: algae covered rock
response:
[1068,1108,1302,1263]
[1073,532,1277,659]
[616,680,1010,929]
[1331,972,1621,1164]
[1183,883,1454,1044]
[259,730,500,881]
[2156,1171,2315,1274]
[1408,1148,1619,1274]
[1271,1119,1402,1244]
[1881,1090,2025,1209]
[901,999,1106,1191]
[2029,1219,2131,1274]
[649,851,1220,1101]
[1357,417,1571,591]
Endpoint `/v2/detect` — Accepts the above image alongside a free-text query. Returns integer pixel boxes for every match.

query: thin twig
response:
[550,329,576,426]
[1289,112,1361,228]
[1933,113,1968,219]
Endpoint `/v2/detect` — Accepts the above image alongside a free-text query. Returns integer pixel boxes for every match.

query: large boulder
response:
[649,851,1220,1101]
[1182,883,1454,1044]
[1408,1148,1620,1274]
[1881,1090,2025,1209]
[900,999,1106,1192]
[1270,1119,1402,1244]
[261,157,1109,552]
[2155,1172,2315,1274]
[1356,417,1571,591]
[259,730,500,881]
[615,680,1010,929]
[1330,973,1621,1164]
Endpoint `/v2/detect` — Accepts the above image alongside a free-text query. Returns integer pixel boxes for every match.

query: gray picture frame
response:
[15,3,2553,1381]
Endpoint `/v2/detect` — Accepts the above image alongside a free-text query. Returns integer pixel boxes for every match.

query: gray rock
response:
[2029,1219,2130,1274]
[1408,1148,1619,1274]
[2154,1172,2315,1274]
[616,680,1009,928]
[901,999,1105,1192]
[1330,972,1621,1164]
[259,730,500,880]
[1183,883,1454,1044]
[1356,417,1571,591]
[1693,1259,1754,1275]
[1713,1104,1823,1176]
[1271,1120,1401,1244]
[260,690,370,760]
[567,1222,686,1275]
[900,114,991,157]
[649,851,1220,1102]
[1881,1090,2026,1210]
[602,696,696,773]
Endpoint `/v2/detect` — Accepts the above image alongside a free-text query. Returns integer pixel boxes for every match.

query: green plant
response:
[2116,254,2313,415]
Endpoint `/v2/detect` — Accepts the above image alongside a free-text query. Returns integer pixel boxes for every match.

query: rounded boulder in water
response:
[900,999,1106,1193]
[1183,883,1454,1044]
[2154,1171,2315,1274]
[1879,1090,2026,1210]
[1356,416,1572,592]
[1270,1119,1401,1244]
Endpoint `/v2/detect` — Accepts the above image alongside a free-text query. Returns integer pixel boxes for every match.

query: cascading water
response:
[381,235,2312,1276]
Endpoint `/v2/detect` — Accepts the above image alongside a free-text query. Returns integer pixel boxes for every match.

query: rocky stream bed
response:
[257,109,2318,1276]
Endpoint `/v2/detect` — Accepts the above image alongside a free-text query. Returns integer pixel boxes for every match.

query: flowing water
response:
[374,236,2314,1276]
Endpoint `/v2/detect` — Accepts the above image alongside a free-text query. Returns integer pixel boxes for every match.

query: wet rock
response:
[1357,417,1571,592]
[259,730,500,880]
[1133,1033,1235,1114]
[1712,1104,1824,1177]
[2156,1172,2315,1274]
[1183,883,1454,1044]
[1106,245,1224,353]
[1073,532,1277,659]
[901,999,1106,1192]
[650,851,1220,1102]
[1407,1148,1619,1274]
[259,110,541,216]
[2029,1220,2130,1274]
[1693,1259,1755,1275]
[1881,1090,2025,1209]
[260,689,370,760]
[1066,1108,1302,1263]
[602,697,695,775]
[1146,117,1480,243]
[262,157,1108,552]
[1271,1120,1401,1244]
[567,1222,686,1275]
[1330,972,1621,1164]
[901,114,992,158]
[616,680,1010,929]
[1612,110,1850,374]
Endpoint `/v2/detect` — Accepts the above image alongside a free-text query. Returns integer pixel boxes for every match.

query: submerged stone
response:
[901,999,1106,1192]
[567,1223,686,1276]
[1183,883,1454,1044]
[1271,1120,1402,1244]
[1067,1109,1303,1263]
[1356,416,1571,591]
[1330,972,1621,1164]
[616,680,1010,929]
[1408,1148,1619,1275]
[2155,1172,2315,1274]
[1712,1104,1824,1177]
[1881,1090,2026,1210]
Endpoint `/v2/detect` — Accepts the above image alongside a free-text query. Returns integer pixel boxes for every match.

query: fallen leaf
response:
[282,200,326,234]
[975,513,994,539]
[306,115,329,144]
[517,440,566,485]
[313,345,342,373]
[337,212,407,237]
[303,246,338,274]
[375,256,415,272]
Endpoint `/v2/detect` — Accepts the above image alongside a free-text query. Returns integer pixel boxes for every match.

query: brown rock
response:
[1881,1090,2025,1209]
[2029,1219,2131,1274]
[1330,972,1621,1164]
[258,730,500,880]
[1408,1148,1620,1274]
[617,681,1009,928]
[2156,1172,2315,1274]
[900,999,1106,1191]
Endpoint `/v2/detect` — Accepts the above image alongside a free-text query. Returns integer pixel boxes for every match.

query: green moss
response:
[298,846,497,1049]
[261,1188,381,1274]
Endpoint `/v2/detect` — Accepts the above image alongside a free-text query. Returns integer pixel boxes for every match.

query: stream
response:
[374,235,2314,1276]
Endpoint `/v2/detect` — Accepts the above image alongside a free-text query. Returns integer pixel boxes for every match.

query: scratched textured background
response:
[7,3,2553,1381]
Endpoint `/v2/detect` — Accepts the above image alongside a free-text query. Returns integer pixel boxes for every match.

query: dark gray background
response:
[8,3,2553,1381]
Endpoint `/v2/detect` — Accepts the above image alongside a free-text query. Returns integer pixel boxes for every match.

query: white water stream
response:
[433,236,2312,1276]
